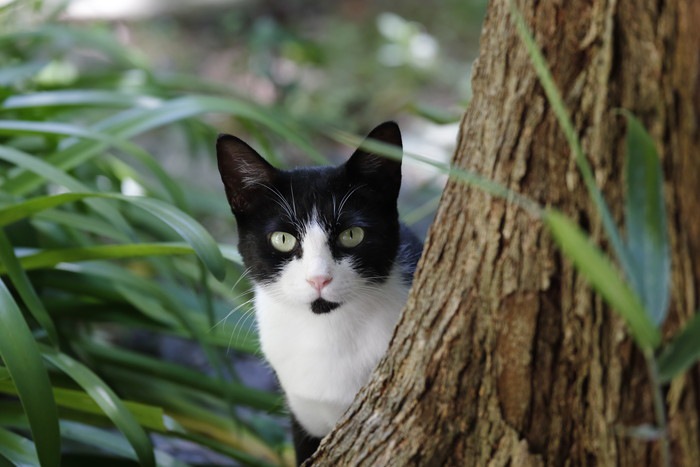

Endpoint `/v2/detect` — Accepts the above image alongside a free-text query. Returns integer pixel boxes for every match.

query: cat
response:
[216,121,422,465]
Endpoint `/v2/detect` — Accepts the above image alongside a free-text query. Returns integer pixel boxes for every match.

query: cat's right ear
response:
[216,134,277,214]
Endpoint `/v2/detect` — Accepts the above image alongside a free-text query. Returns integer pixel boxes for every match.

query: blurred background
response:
[0,0,485,465]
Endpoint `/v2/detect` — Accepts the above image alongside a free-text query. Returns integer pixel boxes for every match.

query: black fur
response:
[217,122,406,289]
[216,122,422,465]
[290,414,322,466]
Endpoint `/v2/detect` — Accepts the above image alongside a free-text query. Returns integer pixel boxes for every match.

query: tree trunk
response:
[308,0,700,465]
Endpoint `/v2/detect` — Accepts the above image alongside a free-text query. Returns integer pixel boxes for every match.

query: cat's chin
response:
[311,298,341,314]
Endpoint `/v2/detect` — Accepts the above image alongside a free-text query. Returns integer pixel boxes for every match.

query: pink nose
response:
[307,275,332,291]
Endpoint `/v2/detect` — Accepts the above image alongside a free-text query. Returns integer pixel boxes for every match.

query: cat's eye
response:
[338,227,365,248]
[270,231,297,252]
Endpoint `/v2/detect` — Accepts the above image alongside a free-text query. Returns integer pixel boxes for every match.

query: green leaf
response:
[1,90,161,111]
[80,341,281,412]
[0,192,99,227]
[59,421,189,467]
[0,280,60,467]
[621,111,670,325]
[41,347,156,467]
[657,311,700,382]
[544,209,660,349]
[0,380,169,433]
[0,119,186,208]
[3,94,324,195]
[2,242,196,273]
[126,196,226,281]
[0,427,39,467]
[0,145,133,236]
[0,192,226,281]
[0,229,59,345]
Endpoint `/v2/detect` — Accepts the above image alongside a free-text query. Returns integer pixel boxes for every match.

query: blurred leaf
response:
[0,380,169,433]
[0,229,59,345]
[81,341,281,412]
[4,242,196,272]
[0,192,226,281]
[0,119,186,207]
[544,209,660,349]
[0,427,39,467]
[407,102,461,124]
[4,94,324,195]
[619,423,665,441]
[36,209,131,242]
[126,196,226,281]
[59,421,189,467]
[657,311,700,382]
[0,280,60,467]
[1,90,161,111]
[621,110,670,325]
[41,347,156,467]
[0,192,95,227]
[0,60,47,86]
[0,145,133,236]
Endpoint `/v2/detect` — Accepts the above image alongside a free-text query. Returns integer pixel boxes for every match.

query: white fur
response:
[254,221,408,437]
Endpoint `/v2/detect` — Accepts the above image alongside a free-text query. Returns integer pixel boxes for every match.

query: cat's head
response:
[216,122,403,314]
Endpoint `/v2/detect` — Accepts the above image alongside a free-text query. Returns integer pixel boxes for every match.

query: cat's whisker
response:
[254,182,298,225]
[229,301,256,353]
[229,267,253,292]
[290,179,298,218]
[331,193,338,220]
[212,294,254,331]
[337,184,364,219]
[238,310,258,349]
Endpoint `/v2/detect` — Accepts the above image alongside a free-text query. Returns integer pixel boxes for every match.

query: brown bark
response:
[308,0,700,465]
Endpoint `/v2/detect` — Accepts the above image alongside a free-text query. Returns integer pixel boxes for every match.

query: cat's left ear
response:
[217,134,277,215]
[345,121,403,199]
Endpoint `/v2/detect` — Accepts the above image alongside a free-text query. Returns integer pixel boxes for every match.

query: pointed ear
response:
[345,121,403,199]
[216,134,277,214]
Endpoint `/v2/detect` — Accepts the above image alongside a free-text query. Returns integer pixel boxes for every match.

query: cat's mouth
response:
[311,298,341,314]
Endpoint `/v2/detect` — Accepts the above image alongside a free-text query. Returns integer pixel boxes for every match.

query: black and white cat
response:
[216,122,422,465]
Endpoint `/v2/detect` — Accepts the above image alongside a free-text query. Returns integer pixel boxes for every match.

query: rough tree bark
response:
[308,0,700,465]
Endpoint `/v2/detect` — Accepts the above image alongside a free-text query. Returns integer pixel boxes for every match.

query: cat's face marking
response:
[263,217,360,313]
[217,122,423,442]
[217,122,403,315]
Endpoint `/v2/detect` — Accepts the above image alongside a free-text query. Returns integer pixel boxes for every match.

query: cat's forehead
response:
[282,165,346,192]
[257,167,366,230]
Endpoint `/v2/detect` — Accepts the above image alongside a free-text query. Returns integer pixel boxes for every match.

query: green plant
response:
[0,10,325,467]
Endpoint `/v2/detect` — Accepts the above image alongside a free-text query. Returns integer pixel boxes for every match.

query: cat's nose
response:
[306,275,332,292]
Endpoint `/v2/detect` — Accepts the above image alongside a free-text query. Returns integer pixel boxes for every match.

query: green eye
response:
[338,226,365,248]
[270,231,297,252]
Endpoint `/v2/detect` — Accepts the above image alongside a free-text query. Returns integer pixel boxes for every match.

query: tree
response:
[307,0,700,465]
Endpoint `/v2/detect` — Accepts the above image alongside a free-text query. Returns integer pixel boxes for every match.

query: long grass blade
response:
[41,347,156,467]
[3,242,196,273]
[0,192,226,280]
[0,229,59,345]
[621,111,670,325]
[0,280,60,467]
[0,145,134,236]
[0,427,39,467]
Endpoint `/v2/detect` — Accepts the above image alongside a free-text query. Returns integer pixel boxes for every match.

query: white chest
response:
[254,269,408,437]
